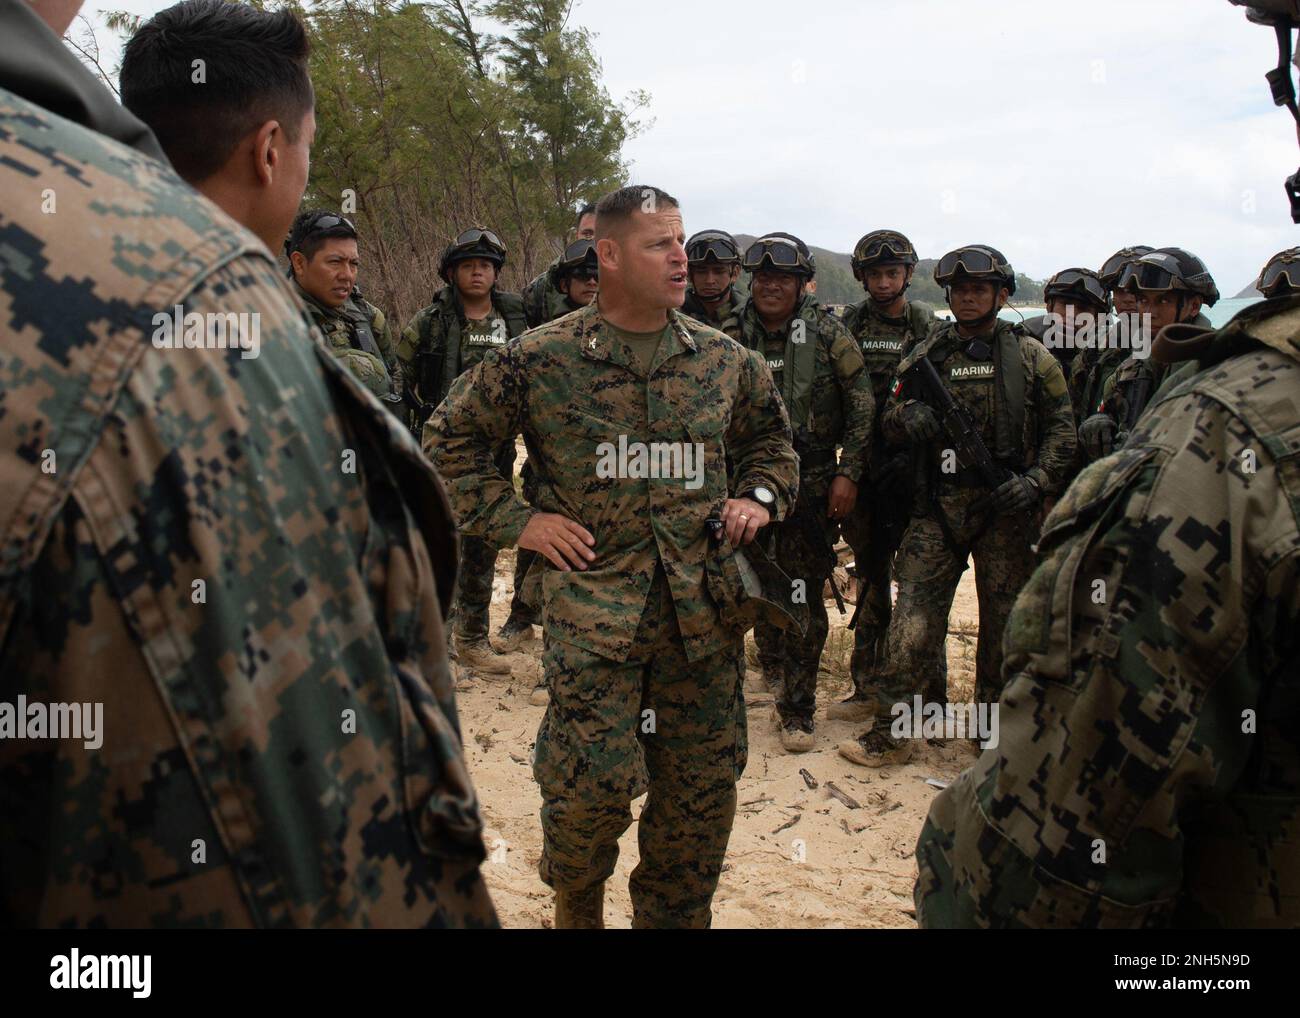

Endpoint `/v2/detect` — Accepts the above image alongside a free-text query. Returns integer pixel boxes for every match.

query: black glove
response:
[993,473,1041,514]
[1079,413,1116,460]
[898,402,941,443]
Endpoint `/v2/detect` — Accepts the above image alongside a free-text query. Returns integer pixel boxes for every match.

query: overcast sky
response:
[88,0,1300,295]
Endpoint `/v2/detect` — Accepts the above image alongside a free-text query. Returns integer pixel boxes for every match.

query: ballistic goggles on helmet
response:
[1097,246,1153,289]
[1256,247,1300,295]
[1117,249,1218,304]
[686,230,740,265]
[1044,268,1109,308]
[935,247,1013,291]
[743,235,814,276]
[852,230,918,268]
[558,239,598,278]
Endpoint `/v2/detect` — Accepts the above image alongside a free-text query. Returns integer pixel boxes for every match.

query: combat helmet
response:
[933,244,1016,297]
[1043,267,1109,311]
[851,229,919,278]
[1255,246,1300,296]
[742,232,816,278]
[686,230,741,266]
[1117,247,1220,306]
[1097,246,1153,290]
[439,226,507,283]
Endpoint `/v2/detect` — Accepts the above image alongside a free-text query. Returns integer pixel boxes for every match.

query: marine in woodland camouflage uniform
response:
[284,210,402,408]
[831,230,940,721]
[721,233,874,752]
[839,246,1077,768]
[398,227,529,677]
[682,229,747,328]
[430,187,798,928]
[0,0,494,928]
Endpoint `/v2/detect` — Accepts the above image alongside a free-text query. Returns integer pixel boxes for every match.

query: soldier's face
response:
[689,262,736,300]
[602,208,688,310]
[1112,288,1140,316]
[560,270,598,307]
[865,264,909,304]
[576,213,596,240]
[455,258,497,299]
[752,270,801,320]
[949,280,1001,322]
[1136,289,1196,332]
[299,237,359,308]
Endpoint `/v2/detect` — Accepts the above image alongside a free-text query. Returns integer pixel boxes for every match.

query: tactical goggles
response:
[854,233,914,264]
[1098,247,1152,287]
[1045,269,1109,306]
[453,227,504,250]
[687,232,740,264]
[935,248,1001,278]
[1116,258,1192,293]
[1257,252,1300,294]
[743,237,811,275]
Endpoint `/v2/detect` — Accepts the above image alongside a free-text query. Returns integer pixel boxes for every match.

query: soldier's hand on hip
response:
[721,498,769,547]
[827,475,858,520]
[1079,413,1116,460]
[518,512,596,571]
[899,401,941,443]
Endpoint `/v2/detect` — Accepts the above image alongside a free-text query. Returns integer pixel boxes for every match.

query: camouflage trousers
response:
[449,443,516,642]
[867,487,1037,717]
[754,493,836,724]
[533,566,747,928]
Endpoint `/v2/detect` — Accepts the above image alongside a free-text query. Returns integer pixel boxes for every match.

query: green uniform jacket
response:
[914,297,1300,927]
[428,303,799,664]
[396,286,527,407]
[720,294,874,487]
[883,319,1078,496]
[294,280,398,400]
[0,1,494,929]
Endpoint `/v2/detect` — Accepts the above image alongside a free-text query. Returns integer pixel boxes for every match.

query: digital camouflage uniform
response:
[837,297,937,698]
[876,320,1077,711]
[721,295,873,725]
[429,302,798,927]
[915,296,1300,927]
[0,2,495,928]
[398,288,527,644]
[682,285,745,330]
[293,279,400,403]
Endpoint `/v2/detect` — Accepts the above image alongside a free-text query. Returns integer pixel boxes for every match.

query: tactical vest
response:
[420,288,528,404]
[897,319,1028,465]
[730,296,821,436]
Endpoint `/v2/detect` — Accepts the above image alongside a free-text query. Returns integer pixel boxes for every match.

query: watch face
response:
[753,485,775,505]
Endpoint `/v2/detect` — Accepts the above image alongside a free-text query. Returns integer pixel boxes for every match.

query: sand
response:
[457,543,983,929]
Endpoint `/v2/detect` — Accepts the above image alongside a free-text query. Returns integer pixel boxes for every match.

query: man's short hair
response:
[285,210,357,266]
[594,186,679,240]
[121,0,313,184]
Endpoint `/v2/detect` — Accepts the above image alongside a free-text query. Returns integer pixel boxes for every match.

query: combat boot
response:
[837,728,914,767]
[554,882,605,929]
[494,612,536,653]
[825,694,876,723]
[453,634,513,677]
[779,716,815,753]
